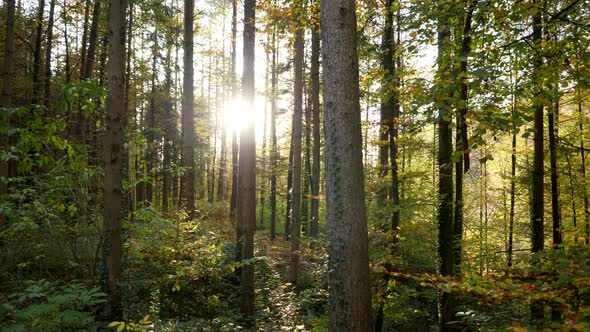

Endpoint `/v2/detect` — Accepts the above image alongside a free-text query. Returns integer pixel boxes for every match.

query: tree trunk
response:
[436,2,455,329]
[182,0,195,218]
[162,32,173,213]
[32,0,45,104]
[289,18,304,289]
[285,141,293,240]
[238,0,256,326]
[102,0,127,320]
[321,0,372,329]
[270,28,278,241]
[229,0,239,226]
[578,89,589,244]
[0,0,16,197]
[530,3,545,321]
[378,0,393,209]
[310,7,320,237]
[549,97,561,247]
[453,0,475,275]
[146,27,158,205]
[83,0,101,79]
[43,0,55,109]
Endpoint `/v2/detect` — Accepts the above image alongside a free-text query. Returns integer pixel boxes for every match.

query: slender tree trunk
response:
[259,47,269,226]
[229,0,239,226]
[146,28,158,205]
[288,18,304,288]
[453,0,475,275]
[102,0,127,319]
[530,4,545,321]
[83,0,101,79]
[321,0,372,329]
[286,137,293,239]
[390,7,401,244]
[310,6,320,238]
[378,0,393,209]
[32,0,45,104]
[436,2,455,329]
[80,0,90,74]
[302,94,311,236]
[270,28,278,241]
[578,89,589,244]
[182,0,195,218]
[43,0,55,109]
[162,33,173,213]
[549,97,561,247]
[0,0,16,197]
[565,151,578,243]
[508,130,516,267]
[238,0,257,326]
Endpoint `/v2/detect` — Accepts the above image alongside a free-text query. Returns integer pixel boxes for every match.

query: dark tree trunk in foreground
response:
[378,0,393,208]
[321,0,372,329]
[530,3,545,321]
[182,0,195,219]
[0,0,16,197]
[436,3,455,330]
[102,0,127,320]
[238,0,256,326]
[310,5,320,237]
[229,0,239,226]
[289,18,304,289]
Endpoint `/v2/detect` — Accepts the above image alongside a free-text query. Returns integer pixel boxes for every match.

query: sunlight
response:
[223,95,267,141]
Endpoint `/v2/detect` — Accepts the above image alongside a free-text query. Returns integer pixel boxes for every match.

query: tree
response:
[102,0,127,319]
[309,0,320,238]
[0,0,16,197]
[182,0,195,218]
[288,0,304,288]
[320,0,372,329]
[436,1,455,329]
[238,0,257,326]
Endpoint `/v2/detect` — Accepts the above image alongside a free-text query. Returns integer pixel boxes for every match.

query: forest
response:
[1,0,589,330]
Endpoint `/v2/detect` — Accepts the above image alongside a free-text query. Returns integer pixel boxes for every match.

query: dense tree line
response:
[0,0,589,330]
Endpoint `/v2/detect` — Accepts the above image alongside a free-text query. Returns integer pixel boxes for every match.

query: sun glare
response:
[223,96,267,142]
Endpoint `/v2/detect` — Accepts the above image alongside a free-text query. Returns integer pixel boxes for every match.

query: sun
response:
[223,96,267,142]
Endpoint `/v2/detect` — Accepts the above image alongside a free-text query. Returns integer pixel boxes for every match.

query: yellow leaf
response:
[410,31,417,38]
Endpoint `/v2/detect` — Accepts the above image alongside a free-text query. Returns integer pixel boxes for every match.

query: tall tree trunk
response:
[162,32,173,213]
[378,0,393,209]
[390,4,401,244]
[285,136,294,239]
[83,0,101,79]
[32,0,45,104]
[310,4,320,238]
[259,47,269,226]
[578,89,589,244]
[436,2,455,329]
[549,97,561,247]
[182,0,195,218]
[508,128,516,267]
[43,0,55,109]
[288,16,304,289]
[302,92,311,236]
[123,0,133,217]
[270,28,278,241]
[102,0,127,319]
[229,0,239,225]
[238,0,257,326]
[530,3,545,321]
[146,27,158,205]
[0,0,16,197]
[453,0,475,275]
[321,0,372,329]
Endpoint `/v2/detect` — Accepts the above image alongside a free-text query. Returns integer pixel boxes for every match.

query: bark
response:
[270,28,278,241]
[259,47,269,226]
[453,0,476,275]
[182,0,195,218]
[32,0,45,104]
[436,3,455,329]
[146,27,158,205]
[102,0,127,320]
[310,6,320,238]
[390,5,401,244]
[285,136,293,239]
[531,4,545,320]
[229,0,239,226]
[82,0,101,79]
[238,0,256,326]
[80,0,90,73]
[578,89,589,244]
[162,33,173,212]
[43,0,55,109]
[289,21,304,288]
[0,0,16,197]
[123,0,133,217]
[302,92,311,236]
[378,0,393,207]
[508,129,516,267]
[549,97,561,247]
[321,0,372,329]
